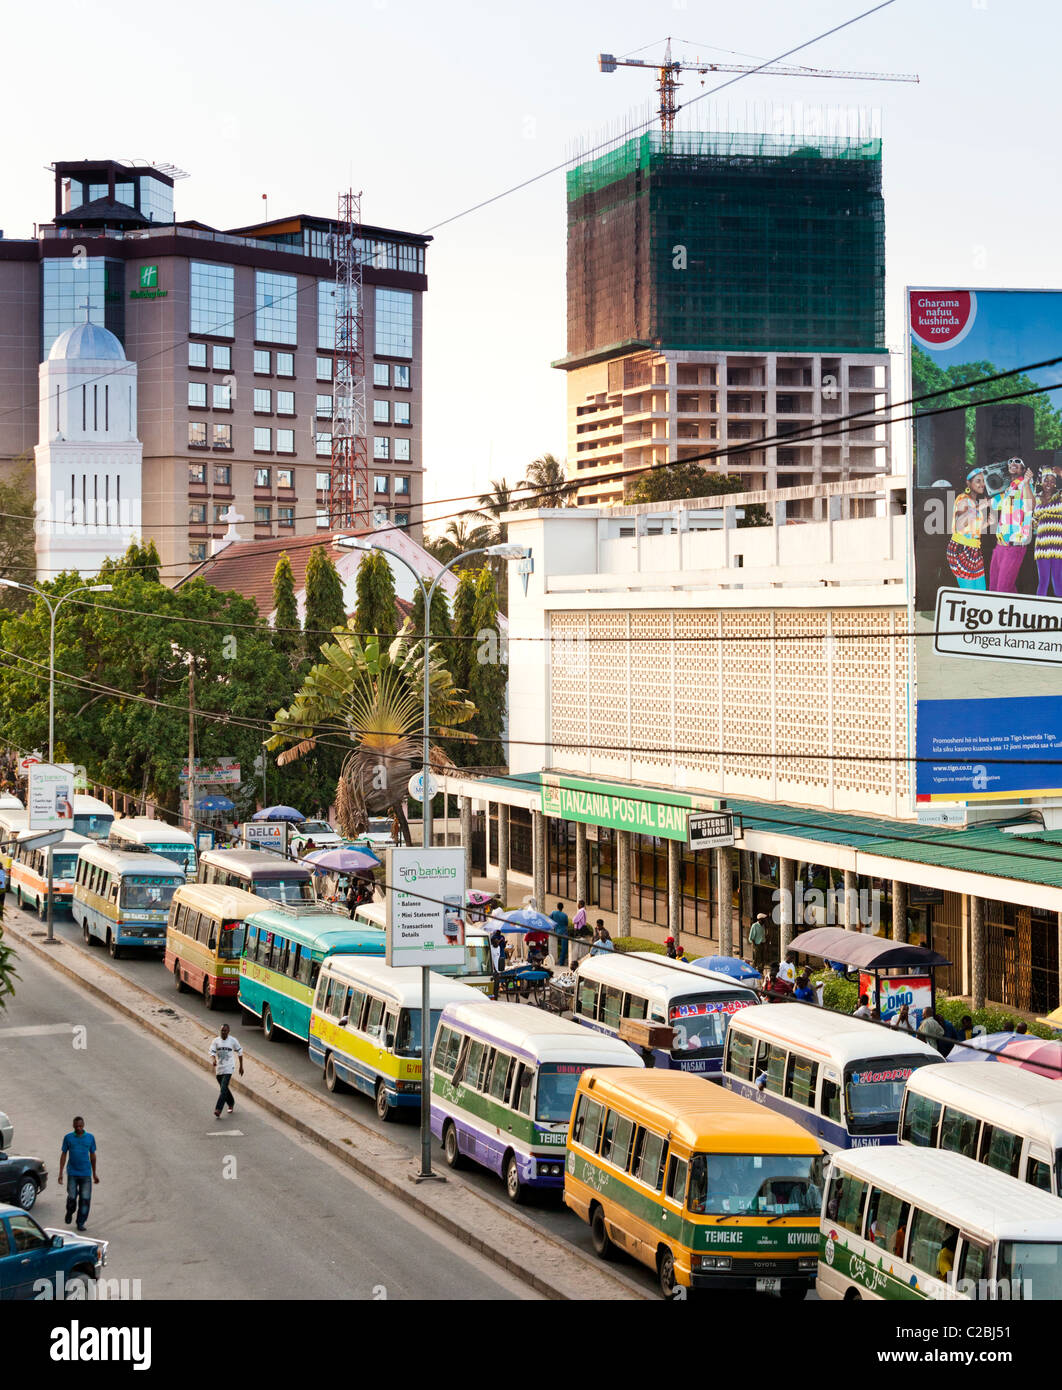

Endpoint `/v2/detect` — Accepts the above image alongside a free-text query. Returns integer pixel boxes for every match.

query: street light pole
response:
[334,535,528,1181]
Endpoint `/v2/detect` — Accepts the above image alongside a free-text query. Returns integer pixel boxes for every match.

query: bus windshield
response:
[52,853,79,881]
[393,1008,442,1057]
[74,814,114,840]
[218,921,246,960]
[998,1241,1062,1300]
[688,1153,823,1216]
[148,843,196,873]
[120,876,182,910]
[669,995,753,1058]
[536,1063,591,1124]
[253,877,315,903]
[845,1057,933,1134]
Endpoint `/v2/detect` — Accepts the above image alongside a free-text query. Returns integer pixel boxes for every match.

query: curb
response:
[5,920,650,1302]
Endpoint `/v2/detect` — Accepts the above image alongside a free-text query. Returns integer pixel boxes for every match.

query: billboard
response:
[27,763,76,829]
[385,847,466,968]
[909,288,1062,802]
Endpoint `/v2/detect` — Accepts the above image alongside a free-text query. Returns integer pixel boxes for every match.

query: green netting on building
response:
[565,130,885,364]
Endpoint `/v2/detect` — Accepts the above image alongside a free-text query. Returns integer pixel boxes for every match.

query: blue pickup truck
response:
[0,1203,107,1300]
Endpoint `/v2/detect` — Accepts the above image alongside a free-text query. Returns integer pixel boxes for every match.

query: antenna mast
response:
[329,190,369,530]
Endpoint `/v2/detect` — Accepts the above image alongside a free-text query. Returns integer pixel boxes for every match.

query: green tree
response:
[353,549,398,638]
[0,929,20,1014]
[624,463,770,525]
[520,452,575,507]
[467,566,507,768]
[474,476,517,543]
[408,581,455,674]
[450,567,477,703]
[271,552,302,664]
[302,546,346,664]
[0,462,35,614]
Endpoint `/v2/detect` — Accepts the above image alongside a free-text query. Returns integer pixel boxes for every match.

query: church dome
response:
[48,320,126,362]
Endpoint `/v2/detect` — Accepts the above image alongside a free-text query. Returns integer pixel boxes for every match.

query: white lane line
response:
[0,1023,76,1038]
[205,1130,244,1136]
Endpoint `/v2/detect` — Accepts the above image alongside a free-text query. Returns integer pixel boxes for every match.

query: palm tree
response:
[268,626,474,844]
[474,476,517,544]
[520,452,575,508]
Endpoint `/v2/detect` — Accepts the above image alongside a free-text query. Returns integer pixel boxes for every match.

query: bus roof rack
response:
[265,899,346,916]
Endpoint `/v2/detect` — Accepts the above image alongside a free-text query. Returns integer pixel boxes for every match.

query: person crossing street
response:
[209,1023,244,1118]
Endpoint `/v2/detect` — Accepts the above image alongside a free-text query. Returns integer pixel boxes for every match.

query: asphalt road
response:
[0,944,534,1300]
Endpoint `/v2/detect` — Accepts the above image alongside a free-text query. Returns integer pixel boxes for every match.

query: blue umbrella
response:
[692,955,762,983]
[490,907,556,934]
[196,795,235,813]
[252,804,304,822]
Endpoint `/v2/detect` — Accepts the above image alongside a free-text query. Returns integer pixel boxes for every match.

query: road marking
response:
[0,1023,76,1038]
[205,1129,244,1136]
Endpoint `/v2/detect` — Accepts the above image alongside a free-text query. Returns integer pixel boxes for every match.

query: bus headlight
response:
[798,1257,819,1272]
[694,1255,732,1271]
[537,1162,563,1177]
[395,1081,421,1094]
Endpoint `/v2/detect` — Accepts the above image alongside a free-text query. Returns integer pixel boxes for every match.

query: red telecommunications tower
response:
[329,189,369,530]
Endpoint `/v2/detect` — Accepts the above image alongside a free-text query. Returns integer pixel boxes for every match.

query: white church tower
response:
[34,316,142,579]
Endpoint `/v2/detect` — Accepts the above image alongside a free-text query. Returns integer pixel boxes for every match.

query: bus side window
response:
[464,1040,488,1090]
[666,1154,688,1206]
[261,933,275,970]
[450,1036,471,1086]
[785,1053,818,1107]
[488,1052,513,1103]
[979,1123,1022,1179]
[513,1064,534,1115]
[601,986,623,1030]
[572,1095,604,1150]
[820,1077,841,1123]
[313,972,331,1011]
[726,1030,754,1081]
[296,948,312,987]
[868,1189,909,1257]
[577,979,599,1020]
[957,1237,990,1294]
[625,992,647,1021]
[754,1038,770,1077]
[365,996,386,1039]
[604,1113,634,1171]
[832,1173,868,1234]
[631,1128,666,1191]
[766,1044,787,1096]
[433,1026,459,1075]
[308,959,321,993]
[383,1010,399,1047]
[288,944,301,981]
[908,1208,959,1283]
[940,1107,980,1157]
[901,1091,941,1146]
[346,989,366,1030]
[1026,1156,1053,1192]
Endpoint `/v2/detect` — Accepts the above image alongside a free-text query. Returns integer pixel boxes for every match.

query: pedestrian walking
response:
[748,913,768,972]
[550,901,570,968]
[58,1116,98,1232]
[210,1023,244,1118]
[571,907,593,965]
[0,860,6,920]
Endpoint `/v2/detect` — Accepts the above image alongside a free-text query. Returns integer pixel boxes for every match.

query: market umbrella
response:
[692,955,762,983]
[487,908,553,936]
[252,805,304,822]
[947,1033,1062,1078]
[467,890,496,906]
[305,847,380,874]
[196,795,235,813]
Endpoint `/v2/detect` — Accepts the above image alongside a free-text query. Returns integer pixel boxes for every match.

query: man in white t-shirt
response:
[777,953,798,985]
[209,1023,244,1118]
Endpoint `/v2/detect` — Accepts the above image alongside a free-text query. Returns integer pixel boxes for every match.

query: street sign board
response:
[687,810,735,851]
[19,755,41,772]
[27,764,76,829]
[916,805,966,828]
[242,822,287,854]
[385,847,466,968]
[407,770,439,803]
[180,757,241,787]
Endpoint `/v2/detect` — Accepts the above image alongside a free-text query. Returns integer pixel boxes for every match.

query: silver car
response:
[0,1113,12,1152]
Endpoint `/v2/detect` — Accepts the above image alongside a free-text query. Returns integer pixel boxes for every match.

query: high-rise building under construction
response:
[555,129,890,506]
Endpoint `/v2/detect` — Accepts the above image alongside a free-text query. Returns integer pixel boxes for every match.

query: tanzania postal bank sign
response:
[541,774,719,841]
[386,847,466,969]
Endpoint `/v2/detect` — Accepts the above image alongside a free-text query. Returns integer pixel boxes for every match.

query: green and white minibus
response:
[9,827,90,920]
[819,1145,1062,1301]
[430,999,643,1204]
[899,1062,1062,1195]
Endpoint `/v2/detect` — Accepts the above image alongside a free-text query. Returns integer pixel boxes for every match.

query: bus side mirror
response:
[339,1015,349,1028]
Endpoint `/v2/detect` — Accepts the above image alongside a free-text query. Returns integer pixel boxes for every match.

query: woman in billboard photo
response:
[1034,467,1062,597]
[946,466,990,590]
[988,457,1035,594]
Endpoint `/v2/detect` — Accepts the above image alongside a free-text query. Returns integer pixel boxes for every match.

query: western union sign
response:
[540,773,719,842]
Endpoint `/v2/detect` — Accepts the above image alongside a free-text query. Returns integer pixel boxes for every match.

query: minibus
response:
[0,809,28,843]
[566,1068,823,1299]
[239,903,385,1041]
[571,951,758,1075]
[72,843,186,957]
[198,848,315,904]
[310,958,482,1118]
[818,1145,1062,1301]
[109,817,197,879]
[352,900,493,993]
[899,1062,1062,1195]
[9,828,90,919]
[431,1000,642,1204]
[720,1003,942,1150]
[166,883,265,1009]
[71,795,114,841]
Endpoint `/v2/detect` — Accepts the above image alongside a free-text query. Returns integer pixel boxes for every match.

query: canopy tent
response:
[791,927,951,1019]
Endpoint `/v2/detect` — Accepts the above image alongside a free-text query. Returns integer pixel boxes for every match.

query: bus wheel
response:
[324,1054,346,1094]
[504,1152,524,1205]
[443,1122,465,1170]
[174,963,187,992]
[590,1205,616,1261]
[658,1248,680,1299]
[844,1288,862,1302]
[203,979,217,1011]
[375,1083,393,1121]
[261,1004,278,1041]
[83,921,92,945]
[108,932,122,960]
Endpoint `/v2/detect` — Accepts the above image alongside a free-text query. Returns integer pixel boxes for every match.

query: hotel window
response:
[188,382,207,408]
[254,389,271,413]
[373,400,389,424]
[213,424,232,451]
[374,289,413,358]
[316,394,332,417]
[394,474,410,496]
[254,428,272,452]
[190,262,235,337]
[373,363,390,388]
[317,279,339,351]
[394,365,410,390]
[394,438,411,462]
[254,506,272,525]
[316,356,332,381]
[276,352,294,377]
[214,463,231,486]
[255,467,272,489]
[394,511,410,528]
[394,401,410,426]
[189,503,206,524]
[373,437,389,460]
[188,422,207,448]
[188,342,207,369]
[374,475,389,494]
[276,429,295,454]
[278,507,295,528]
[213,504,230,523]
[188,462,206,484]
[212,345,231,371]
[190,542,207,563]
[316,509,329,529]
[276,468,294,489]
[315,432,332,457]
[255,271,298,344]
[254,350,271,374]
[213,382,231,409]
[276,391,295,416]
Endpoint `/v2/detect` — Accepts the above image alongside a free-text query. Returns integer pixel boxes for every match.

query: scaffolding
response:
[329,189,369,530]
[565,129,885,363]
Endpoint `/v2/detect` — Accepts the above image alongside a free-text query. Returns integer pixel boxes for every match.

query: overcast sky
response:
[4,0,1059,528]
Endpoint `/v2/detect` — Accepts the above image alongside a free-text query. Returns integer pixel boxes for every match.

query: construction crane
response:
[599,38,918,136]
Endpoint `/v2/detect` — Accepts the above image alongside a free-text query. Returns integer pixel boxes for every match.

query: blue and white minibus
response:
[72,842,186,957]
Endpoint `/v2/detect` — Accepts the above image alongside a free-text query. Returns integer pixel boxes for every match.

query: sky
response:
[4,0,1061,531]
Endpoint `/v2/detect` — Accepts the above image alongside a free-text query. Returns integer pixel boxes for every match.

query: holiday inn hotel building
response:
[0,159,429,576]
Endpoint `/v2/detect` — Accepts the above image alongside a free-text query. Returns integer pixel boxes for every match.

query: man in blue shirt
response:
[58,1116,98,1231]
[0,861,6,920]
[549,902,570,967]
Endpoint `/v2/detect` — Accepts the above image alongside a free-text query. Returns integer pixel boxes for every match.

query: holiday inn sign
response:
[540,773,720,841]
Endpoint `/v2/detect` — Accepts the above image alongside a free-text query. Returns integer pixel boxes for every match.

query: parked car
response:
[350,817,398,852]
[0,1147,47,1211]
[0,1113,12,1152]
[0,1203,107,1299]
[288,820,344,855]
